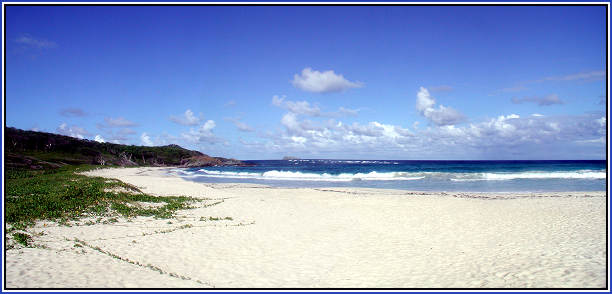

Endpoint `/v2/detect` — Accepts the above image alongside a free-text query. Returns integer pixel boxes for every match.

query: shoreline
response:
[5,167,607,288]
[167,164,607,194]
[104,165,608,196]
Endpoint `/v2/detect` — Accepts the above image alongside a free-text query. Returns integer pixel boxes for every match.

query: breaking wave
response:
[450,170,606,181]
[196,169,425,182]
[189,169,605,182]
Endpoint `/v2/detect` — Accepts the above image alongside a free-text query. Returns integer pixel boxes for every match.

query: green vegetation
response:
[5,127,203,168]
[12,232,32,247]
[6,165,200,228]
[4,127,243,250]
[73,237,209,286]
[6,127,246,168]
[199,216,233,221]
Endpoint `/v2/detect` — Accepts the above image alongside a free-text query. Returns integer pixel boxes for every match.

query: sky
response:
[4,5,607,160]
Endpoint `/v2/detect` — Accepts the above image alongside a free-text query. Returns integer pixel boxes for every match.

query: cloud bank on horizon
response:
[5,5,606,159]
[42,67,606,160]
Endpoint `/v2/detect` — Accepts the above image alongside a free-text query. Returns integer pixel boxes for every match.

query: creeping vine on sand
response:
[73,238,214,287]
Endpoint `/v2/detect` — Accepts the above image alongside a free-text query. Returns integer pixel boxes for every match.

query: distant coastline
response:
[282,156,300,160]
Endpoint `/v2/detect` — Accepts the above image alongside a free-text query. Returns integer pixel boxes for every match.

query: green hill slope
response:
[5,127,247,169]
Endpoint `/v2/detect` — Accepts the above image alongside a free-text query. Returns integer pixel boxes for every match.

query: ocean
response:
[171,160,607,192]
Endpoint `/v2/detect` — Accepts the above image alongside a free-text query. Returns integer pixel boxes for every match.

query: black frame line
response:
[1,2,609,292]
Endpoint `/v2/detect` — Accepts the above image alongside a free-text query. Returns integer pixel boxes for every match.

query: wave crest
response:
[188,169,605,182]
[197,169,424,182]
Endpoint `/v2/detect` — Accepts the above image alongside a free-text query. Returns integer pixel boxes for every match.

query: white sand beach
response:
[5,167,608,288]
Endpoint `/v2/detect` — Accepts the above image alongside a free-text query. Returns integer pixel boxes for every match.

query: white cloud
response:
[490,85,529,96]
[100,128,137,145]
[281,112,301,133]
[416,87,436,112]
[483,114,520,138]
[119,128,137,135]
[203,120,215,130]
[291,68,362,93]
[494,70,604,97]
[59,108,87,117]
[140,133,153,146]
[286,100,321,116]
[336,107,360,117]
[500,85,528,93]
[235,121,254,132]
[512,94,563,106]
[272,95,360,119]
[371,121,412,139]
[416,87,465,126]
[543,70,605,81]
[170,109,202,126]
[97,117,138,143]
[261,111,418,155]
[575,137,605,144]
[226,117,254,132]
[104,117,138,127]
[272,95,321,116]
[15,35,57,49]
[345,121,384,137]
[248,104,605,159]
[57,123,89,139]
[413,112,606,156]
[181,120,222,144]
[271,95,285,107]
[94,135,105,143]
[291,136,307,145]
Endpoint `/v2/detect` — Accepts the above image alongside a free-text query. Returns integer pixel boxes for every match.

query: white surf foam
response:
[196,169,425,182]
[450,170,606,181]
[184,169,605,182]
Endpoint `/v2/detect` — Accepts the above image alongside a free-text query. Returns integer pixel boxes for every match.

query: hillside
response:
[5,127,248,169]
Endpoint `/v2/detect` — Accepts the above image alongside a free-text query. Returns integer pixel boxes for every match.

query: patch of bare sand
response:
[5,167,607,288]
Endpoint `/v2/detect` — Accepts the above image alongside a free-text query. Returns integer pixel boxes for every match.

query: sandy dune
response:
[5,167,607,288]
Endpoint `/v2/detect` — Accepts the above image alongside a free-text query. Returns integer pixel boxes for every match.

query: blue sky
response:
[5,5,607,159]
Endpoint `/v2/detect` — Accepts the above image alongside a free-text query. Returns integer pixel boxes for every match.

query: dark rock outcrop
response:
[180,155,253,167]
[180,155,223,167]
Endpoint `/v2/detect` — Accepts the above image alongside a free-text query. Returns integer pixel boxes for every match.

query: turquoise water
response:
[173,160,607,192]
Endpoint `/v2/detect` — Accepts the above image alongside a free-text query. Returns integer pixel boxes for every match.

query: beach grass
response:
[11,232,33,247]
[5,165,200,230]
